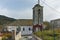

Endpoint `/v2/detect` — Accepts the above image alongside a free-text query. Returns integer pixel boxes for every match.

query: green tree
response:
[43,21,52,30]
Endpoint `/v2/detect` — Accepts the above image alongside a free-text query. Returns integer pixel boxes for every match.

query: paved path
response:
[32,35,42,40]
[20,35,42,40]
[20,35,32,40]
[20,37,28,40]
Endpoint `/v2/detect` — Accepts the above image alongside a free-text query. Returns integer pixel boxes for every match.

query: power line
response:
[41,0,59,40]
[41,0,60,14]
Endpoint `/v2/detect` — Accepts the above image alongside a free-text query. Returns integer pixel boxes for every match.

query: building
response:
[6,26,21,40]
[4,23,21,40]
[2,1,44,40]
[6,19,33,36]
[51,19,60,29]
[2,0,44,35]
[33,1,43,32]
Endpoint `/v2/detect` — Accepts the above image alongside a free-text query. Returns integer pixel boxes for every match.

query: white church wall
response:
[21,26,32,35]
[7,26,18,31]
[7,26,16,31]
[6,26,33,36]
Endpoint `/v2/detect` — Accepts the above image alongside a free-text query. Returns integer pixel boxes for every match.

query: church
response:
[3,0,43,40]
[5,0,43,35]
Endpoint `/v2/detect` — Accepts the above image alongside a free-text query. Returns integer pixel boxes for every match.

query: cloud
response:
[0,0,60,21]
[0,6,9,16]
[42,0,60,21]
[8,8,33,19]
[0,5,32,19]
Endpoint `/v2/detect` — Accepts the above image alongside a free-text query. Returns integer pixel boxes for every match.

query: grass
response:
[34,29,60,40]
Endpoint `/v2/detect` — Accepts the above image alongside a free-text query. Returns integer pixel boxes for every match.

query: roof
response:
[33,4,43,9]
[51,18,60,21]
[7,19,33,26]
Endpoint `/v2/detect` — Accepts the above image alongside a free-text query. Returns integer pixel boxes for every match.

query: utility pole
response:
[38,0,40,4]
[53,22,56,40]
[38,0,43,40]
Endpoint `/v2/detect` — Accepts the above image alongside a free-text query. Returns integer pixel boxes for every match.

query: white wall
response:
[7,26,33,36]
[21,26,32,35]
[7,26,17,31]
[6,26,21,40]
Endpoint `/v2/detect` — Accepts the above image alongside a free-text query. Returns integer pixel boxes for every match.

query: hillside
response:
[0,15,16,25]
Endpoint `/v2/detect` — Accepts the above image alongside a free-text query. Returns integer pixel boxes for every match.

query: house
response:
[51,19,60,29]
[5,26,21,40]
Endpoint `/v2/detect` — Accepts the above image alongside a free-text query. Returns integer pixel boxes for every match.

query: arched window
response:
[23,28,25,31]
[38,9,40,14]
[17,27,21,31]
[29,28,31,31]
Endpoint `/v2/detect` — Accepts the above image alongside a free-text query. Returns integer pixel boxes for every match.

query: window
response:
[38,9,40,14]
[23,28,25,31]
[17,27,21,31]
[29,28,31,31]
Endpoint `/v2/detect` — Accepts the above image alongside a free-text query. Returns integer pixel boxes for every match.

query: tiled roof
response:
[7,19,33,26]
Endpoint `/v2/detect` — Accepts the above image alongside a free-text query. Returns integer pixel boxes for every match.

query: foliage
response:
[2,33,12,40]
[0,15,16,25]
[43,21,52,30]
[34,29,60,40]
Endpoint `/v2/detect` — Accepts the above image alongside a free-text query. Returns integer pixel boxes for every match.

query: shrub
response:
[34,30,60,40]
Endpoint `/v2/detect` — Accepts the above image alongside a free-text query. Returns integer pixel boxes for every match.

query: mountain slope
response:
[0,15,16,25]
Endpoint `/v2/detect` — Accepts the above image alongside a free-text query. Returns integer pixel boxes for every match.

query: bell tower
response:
[33,0,43,32]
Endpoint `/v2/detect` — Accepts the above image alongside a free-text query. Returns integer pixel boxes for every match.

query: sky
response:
[0,0,60,21]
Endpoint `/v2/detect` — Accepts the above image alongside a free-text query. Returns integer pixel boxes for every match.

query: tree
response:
[43,21,52,30]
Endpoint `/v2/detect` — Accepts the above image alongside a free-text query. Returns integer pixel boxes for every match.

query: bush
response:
[2,33,12,40]
[34,30,60,40]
